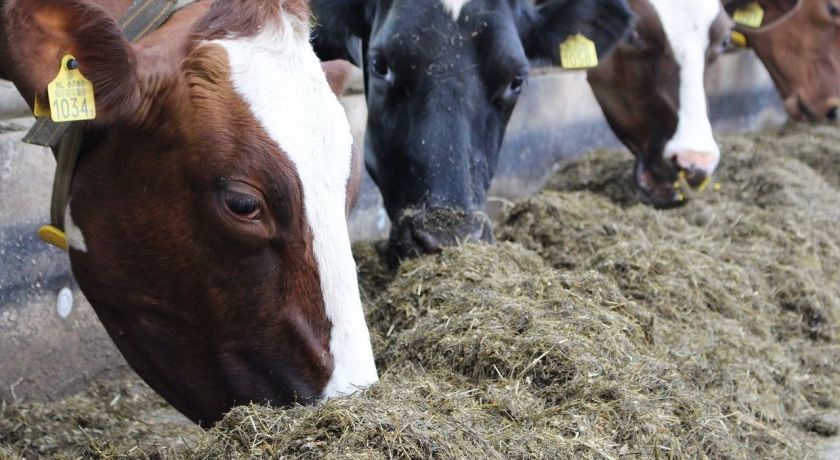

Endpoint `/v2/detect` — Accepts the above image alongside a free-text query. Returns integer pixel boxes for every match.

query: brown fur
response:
[587,0,728,205]
[727,0,840,121]
[195,0,309,40]
[4,0,139,121]
[2,0,360,425]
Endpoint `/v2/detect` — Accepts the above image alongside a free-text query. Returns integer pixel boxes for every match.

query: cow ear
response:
[322,60,357,97]
[4,0,142,123]
[311,0,374,66]
[521,0,633,67]
[723,0,798,28]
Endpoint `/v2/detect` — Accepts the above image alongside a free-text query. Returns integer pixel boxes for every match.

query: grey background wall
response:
[0,50,785,402]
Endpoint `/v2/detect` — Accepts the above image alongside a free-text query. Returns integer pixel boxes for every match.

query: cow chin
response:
[634,158,708,209]
[387,208,494,266]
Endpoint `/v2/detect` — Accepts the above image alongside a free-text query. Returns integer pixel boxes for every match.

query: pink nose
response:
[673,150,719,176]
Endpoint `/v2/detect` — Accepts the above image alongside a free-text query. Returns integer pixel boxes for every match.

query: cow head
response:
[724,0,840,122]
[4,0,377,424]
[587,0,731,207]
[312,0,632,263]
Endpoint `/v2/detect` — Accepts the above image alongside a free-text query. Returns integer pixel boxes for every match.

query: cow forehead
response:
[376,1,519,67]
[211,19,352,185]
[648,0,721,46]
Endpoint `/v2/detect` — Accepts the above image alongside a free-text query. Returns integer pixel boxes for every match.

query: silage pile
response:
[2,124,839,459]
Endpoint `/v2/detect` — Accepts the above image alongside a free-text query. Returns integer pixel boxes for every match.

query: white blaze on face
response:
[214,13,378,397]
[440,0,473,21]
[649,0,722,175]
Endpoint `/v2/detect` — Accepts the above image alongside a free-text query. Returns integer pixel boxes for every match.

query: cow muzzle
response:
[784,94,840,123]
[636,155,717,209]
[670,149,720,180]
[388,208,494,265]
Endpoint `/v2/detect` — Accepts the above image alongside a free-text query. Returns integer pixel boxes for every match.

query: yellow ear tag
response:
[38,225,68,252]
[733,2,764,28]
[730,31,749,48]
[47,55,96,123]
[33,93,51,118]
[560,34,599,70]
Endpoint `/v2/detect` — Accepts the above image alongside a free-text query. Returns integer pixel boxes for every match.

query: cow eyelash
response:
[223,190,262,220]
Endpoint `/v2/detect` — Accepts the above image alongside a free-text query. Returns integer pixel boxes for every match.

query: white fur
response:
[215,13,378,398]
[440,0,473,20]
[649,0,722,174]
[64,202,87,252]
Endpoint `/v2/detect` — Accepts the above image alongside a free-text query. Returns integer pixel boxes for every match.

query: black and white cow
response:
[312,0,632,263]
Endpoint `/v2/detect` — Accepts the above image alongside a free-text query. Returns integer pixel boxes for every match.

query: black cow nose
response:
[411,228,444,254]
[827,106,839,122]
[389,209,494,266]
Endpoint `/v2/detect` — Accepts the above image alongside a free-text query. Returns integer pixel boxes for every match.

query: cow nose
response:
[410,216,492,254]
[412,228,444,254]
[827,106,839,122]
[389,208,494,265]
[672,150,719,176]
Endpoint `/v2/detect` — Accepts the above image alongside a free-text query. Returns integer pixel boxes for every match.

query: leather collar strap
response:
[23,0,196,232]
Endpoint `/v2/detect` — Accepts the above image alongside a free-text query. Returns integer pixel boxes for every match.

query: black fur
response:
[312,0,632,262]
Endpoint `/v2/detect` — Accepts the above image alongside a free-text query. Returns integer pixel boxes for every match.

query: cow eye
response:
[495,72,528,106]
[510,75,526,95]
[712,36,731,57]
[829,3,840,17]
[223,190,262,219]
[370,54,392,82]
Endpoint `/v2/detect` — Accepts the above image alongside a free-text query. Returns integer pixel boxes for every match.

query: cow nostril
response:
[827,107,839,122]
[412,229,443,255]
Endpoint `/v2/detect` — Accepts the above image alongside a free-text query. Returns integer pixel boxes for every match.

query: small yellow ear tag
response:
[730,31,749,48]
[560,34,599,70]
[33,93,51,118]
[733,2,765,28]
[38,225,68,252]
[47,55,96,123]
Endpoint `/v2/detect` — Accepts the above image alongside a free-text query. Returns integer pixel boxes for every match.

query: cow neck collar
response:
[22,0,199,251]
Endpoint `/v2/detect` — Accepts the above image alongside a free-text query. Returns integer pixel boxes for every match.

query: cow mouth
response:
[635,160,712,208]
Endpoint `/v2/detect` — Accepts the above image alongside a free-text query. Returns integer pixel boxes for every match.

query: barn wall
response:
[0,50,784,402]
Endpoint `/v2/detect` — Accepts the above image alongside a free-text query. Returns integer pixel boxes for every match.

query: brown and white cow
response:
[724,0,840,122]
[586,0,732,206]
[2,0,377,424]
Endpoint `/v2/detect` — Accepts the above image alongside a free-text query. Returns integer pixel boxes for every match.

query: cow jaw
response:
[650,0,721,177]
[213,13,378,399]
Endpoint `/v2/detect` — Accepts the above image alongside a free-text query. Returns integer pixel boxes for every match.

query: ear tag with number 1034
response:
[560,34,599,70]
[47,55,96,123]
